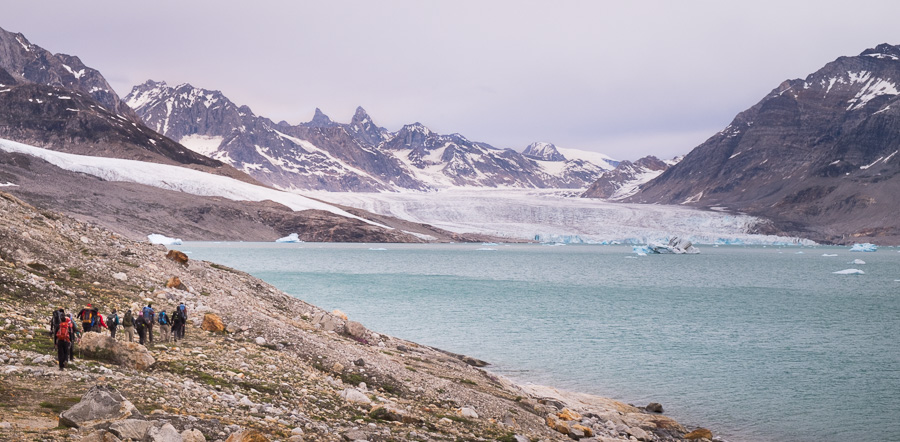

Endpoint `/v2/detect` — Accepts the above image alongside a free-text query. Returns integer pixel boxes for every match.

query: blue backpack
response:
[158,311,169,325]
[142,306,154,323]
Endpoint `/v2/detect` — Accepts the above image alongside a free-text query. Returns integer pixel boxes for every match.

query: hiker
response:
[142,303,155,344]
[134,313,147,345]
[108,309,120,340]
[122,309,135,342]
[77,303,95,333]
[66,314,82,362]
[55,317,75,370]
[95,309,109,334]
[171,306,184,342]
[176,302,188,340]
[158,310,170,342]
[50,306,66,346]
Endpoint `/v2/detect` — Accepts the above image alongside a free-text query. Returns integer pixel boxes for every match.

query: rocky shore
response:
[0,190,717,442]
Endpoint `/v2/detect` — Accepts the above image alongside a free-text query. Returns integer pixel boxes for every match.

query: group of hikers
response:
[49,301,189,370]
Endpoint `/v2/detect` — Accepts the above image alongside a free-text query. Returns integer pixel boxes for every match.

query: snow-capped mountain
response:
[522,142,567,162]
[630,43,900,244]
[125,81,613,191]
[0,26,134,118]
[582,156,678,200]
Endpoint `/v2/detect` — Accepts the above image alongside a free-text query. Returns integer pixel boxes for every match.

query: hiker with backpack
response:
[171,305,184,342]
[55,316,75,370]
[77,303,96,333]
[122,309,135,342]
[50,306,66,347]
[142,303,155,344]
[108,309,120,340]
[66,314,80,362]
[134,312,147,345]
[158,310,170,342]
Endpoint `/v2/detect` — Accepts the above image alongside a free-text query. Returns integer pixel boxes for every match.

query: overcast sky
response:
[5,1,900,160]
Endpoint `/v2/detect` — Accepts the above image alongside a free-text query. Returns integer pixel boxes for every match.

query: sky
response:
[5,1,900,161]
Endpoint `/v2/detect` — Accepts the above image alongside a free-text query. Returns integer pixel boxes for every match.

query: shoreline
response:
[0,191,717,441]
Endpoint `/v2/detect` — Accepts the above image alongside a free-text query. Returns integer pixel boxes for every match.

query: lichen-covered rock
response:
[557,408,581,421]
[59,385,143,428]
[201,313,226,332]
[165,249,189,265]
[109,418,153,440]
[684,427,714,440]
[166,276,186,290]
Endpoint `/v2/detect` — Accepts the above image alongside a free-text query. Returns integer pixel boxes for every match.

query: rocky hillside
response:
[0,191,712,441]
[125,81,611,191]
[0,26,134,118]
[629,44,900,244]
[582,156,675,200]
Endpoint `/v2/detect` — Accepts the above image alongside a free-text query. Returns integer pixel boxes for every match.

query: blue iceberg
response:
[850,243,877,252]
[275,233,302,243]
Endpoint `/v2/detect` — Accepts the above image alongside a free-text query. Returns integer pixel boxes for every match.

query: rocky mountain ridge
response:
[582,156,676,200]
[0,26,135,118]
[0,191,710,441]
[124,81,613,191]
[628,43,900,244]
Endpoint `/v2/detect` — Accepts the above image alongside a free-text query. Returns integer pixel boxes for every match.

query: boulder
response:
[182,429,206,442]
[59,385,143,428]
[77,333,155,371]
[146,423,182,442]
[339,388,372,404]
[165,250,189,265]
[166,276,186,290]
[225,429,270,441]
[109,419,154,440]
[331,309,348,320]
[345,321,369,342]
[310,311,344,334]
[201,313,226,332]
[684,428,713,440]
[646,402,664,413]
[112,272,128,281]
[571,424,593,438]
[458,407,478,419]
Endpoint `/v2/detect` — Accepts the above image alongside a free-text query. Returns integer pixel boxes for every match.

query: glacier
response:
[307,189,817,246]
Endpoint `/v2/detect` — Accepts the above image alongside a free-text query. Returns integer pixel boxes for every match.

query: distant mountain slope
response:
[629,44,900,244]
[126,81,612,191]
[0,26,135,118]
[582,156,676,200]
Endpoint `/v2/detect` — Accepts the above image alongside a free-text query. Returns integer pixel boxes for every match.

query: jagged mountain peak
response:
[523,142,566,162]
[860,43,900,60]
[308,108,336,127]
[352,106,370,122]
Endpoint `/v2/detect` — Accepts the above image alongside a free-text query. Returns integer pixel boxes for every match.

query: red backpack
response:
[56,321,72,342]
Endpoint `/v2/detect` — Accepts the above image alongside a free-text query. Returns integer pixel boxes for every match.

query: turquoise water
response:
[181,243,900,442]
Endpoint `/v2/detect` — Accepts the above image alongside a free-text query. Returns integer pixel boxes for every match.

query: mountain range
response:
[124,81,617,192]
[623,44,900,243]
[2,23,900,244]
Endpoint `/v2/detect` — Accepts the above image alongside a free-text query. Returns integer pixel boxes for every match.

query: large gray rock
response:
[81,430,124,442]
[311,311,345,334]
[181,429,206,442]
[59,385,143,428]
[78,332,155,370]
[345,321,369,342]
[109,419,154,440]
[146,422,183,442]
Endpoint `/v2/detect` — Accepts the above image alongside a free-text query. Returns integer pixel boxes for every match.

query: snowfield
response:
[0,138,381,227]
[306,189,814,245]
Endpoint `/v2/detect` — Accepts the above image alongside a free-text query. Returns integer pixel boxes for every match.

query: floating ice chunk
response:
[850,243,878,252]
[642,236,700,254]
[476,247,497,251]
[632,245,652,255]
[849,259,866,265]
[369,247,387,251]
[833,269,865,275]
[148,234,182,245]
[822,254,838,257]
[275,233,301,243]
[795,251,804,254]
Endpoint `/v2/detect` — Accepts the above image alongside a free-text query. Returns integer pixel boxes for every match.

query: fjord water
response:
[182,243,900,442]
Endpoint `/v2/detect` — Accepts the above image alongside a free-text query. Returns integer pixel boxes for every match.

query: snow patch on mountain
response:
[180,134,224,157]
[0,137,382,227]
[555,147,617,170]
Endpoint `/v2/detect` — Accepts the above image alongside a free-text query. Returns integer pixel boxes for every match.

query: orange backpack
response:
[56,321,72,342]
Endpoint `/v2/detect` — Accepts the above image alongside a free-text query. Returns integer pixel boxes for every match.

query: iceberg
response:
[849,259,866,265]
[833,269,865,275]
[147,234,182,245]
[850,243,878,252]
[822,254,838,257]
[641,236,700,254]
[275,233,302,243]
